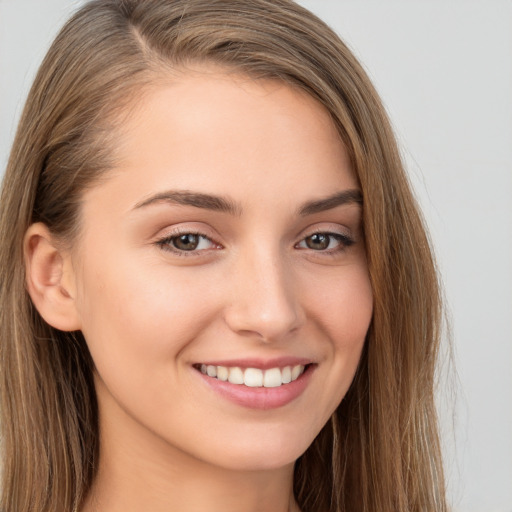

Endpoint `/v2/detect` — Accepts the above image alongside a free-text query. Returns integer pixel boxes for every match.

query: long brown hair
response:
[0,1,447,511]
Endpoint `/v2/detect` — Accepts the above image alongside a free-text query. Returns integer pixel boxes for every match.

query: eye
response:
[296,232,353,252]
[157,231,220,254]
[171,233,209,251]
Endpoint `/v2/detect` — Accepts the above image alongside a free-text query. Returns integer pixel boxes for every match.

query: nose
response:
[223,247,304,343]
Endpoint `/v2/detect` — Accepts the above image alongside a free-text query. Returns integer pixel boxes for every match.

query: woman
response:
[0,1,447,511]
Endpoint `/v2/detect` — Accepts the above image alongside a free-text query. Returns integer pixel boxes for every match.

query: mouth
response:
[193,363,309,388]
[192,359,315,410]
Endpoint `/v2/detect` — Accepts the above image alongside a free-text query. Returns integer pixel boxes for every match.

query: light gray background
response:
[1,1,511,511]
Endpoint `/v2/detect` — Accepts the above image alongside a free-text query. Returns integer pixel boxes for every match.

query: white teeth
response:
[228,367,244,385]
[217,366,229,381]
[281,366,292,384]
[200,363,306,387]
[291,364,303,380]
[263,367,282,388]
[244,368,264,387]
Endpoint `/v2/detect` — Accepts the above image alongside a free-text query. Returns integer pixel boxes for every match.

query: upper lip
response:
[193,357,314,370]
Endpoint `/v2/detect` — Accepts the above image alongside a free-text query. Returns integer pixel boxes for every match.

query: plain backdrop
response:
[1,1,511,511]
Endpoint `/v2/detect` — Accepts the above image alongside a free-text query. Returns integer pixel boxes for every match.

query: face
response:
[70,68,373,472]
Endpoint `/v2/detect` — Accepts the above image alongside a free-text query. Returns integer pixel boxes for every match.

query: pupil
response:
[307,233,329,250]
[174,234,199,251]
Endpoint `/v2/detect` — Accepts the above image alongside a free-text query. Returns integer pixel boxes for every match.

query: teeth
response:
[199,364,306,387]
[263,367,282,388]
[244,368,263,387]
[291,364,303,380]
[217,366,229,381]
[228,367,244,385]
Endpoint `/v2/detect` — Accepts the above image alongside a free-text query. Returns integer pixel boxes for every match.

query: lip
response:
[193,359,316,410]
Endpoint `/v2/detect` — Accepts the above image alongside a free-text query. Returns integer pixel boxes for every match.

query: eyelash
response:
[155,229,354,257]
[295,230,355,255]
[156,230,219,257]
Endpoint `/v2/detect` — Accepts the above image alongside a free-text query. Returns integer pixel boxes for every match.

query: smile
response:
[193,360,315,409]
[197,364,306,388]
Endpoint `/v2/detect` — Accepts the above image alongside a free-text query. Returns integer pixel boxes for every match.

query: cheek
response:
[313,264,373,344]
[74,251,219,376]
[308,263,372,398]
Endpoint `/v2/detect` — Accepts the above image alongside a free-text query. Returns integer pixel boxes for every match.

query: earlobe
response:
[24,223,82,331]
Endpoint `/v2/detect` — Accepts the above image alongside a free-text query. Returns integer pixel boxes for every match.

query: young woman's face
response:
[71,69,373,471]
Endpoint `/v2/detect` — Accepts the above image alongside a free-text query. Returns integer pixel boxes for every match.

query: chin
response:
[199,429,316,472]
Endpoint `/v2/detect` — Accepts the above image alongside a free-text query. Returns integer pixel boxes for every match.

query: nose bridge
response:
[224,241,302,341]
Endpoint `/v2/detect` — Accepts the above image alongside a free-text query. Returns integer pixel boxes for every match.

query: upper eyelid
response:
[297,223,354,240]
[155,225,220,243]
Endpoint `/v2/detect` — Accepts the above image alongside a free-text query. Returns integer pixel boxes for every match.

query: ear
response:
[24,223,82,331]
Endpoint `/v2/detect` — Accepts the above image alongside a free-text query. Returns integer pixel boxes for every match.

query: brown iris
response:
[305,233,331,250]
[173,234,200,251]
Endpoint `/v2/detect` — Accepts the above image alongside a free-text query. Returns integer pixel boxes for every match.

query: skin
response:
[26,68,373,512]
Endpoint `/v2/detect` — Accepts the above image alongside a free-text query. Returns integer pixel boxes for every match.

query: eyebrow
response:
[133,188,362,216]
[133,190,242,215]
[298,189,363,216]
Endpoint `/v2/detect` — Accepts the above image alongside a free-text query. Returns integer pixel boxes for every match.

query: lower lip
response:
[195,365,315,410]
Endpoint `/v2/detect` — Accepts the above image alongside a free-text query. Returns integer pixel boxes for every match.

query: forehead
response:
[84,69,357,217]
